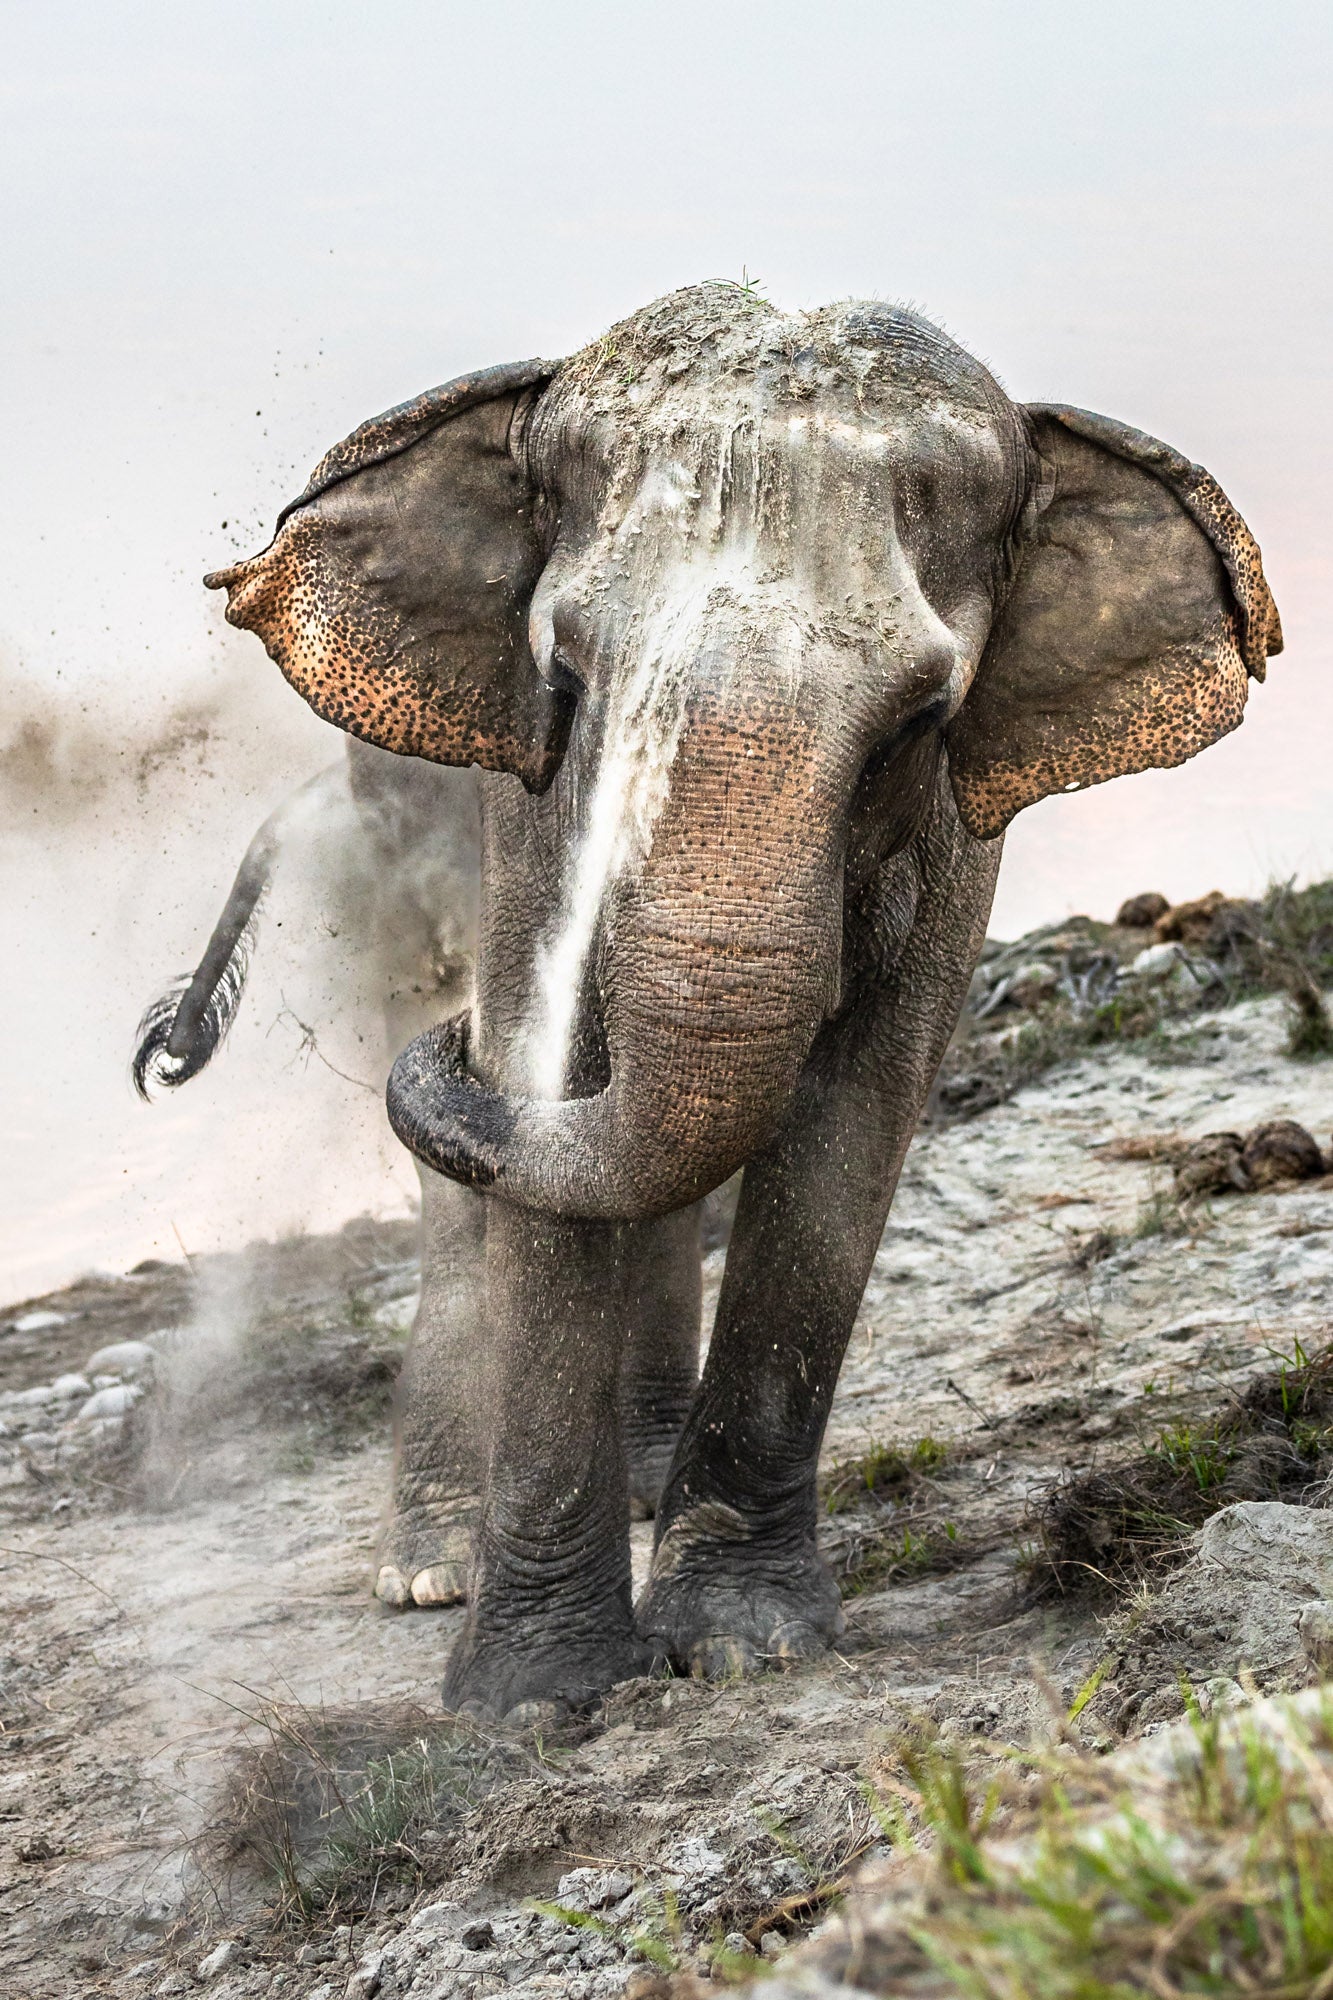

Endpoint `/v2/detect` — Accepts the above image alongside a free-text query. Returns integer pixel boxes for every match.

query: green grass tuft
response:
[823,1435,950,1515]
[839,1695,1333,2000]
[1151,1420,1236,1494]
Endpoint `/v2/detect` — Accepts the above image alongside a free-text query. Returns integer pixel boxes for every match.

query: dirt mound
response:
[1036,1337,1333,1595]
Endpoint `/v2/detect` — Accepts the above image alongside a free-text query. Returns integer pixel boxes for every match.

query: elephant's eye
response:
[547,648,585,697]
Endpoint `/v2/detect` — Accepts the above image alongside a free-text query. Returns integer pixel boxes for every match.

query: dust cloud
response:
[1,643,419,1302]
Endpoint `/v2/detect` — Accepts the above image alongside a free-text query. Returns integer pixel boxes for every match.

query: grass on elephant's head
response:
[204,1698,530,1925]
[844,1692,1333,2000]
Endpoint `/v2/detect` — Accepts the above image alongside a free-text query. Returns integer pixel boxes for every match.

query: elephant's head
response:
[207,286,1281,1221]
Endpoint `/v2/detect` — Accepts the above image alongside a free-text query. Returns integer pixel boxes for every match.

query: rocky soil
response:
[4,925,1333,1999]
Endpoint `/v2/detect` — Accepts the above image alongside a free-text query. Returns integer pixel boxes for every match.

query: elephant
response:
[187,283,1279,1720]
[133,740,701,1602]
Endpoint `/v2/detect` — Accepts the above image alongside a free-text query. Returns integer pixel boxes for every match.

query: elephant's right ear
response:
[945,406,1282,840]
[206,360,572,793]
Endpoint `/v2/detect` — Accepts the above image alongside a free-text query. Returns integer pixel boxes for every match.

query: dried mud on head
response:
[3,892,1333,1998]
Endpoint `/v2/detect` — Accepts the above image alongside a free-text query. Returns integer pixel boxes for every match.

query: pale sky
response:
[3,0,1331,1292]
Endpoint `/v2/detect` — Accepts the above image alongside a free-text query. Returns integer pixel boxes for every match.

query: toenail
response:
[504,1698,568,1731]
[451,1697,491,1722]
[767,1620,822,1662]
[375,1565,411,1608]
[410,1564,466,1607]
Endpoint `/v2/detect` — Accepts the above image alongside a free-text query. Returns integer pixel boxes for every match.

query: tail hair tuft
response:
[130,916,257,1099]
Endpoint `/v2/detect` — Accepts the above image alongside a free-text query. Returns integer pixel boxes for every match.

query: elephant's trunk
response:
[388,698,853,1221]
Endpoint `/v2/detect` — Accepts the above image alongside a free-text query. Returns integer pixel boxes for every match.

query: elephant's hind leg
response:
[376,1168,488,1608]
[621,1204,703,1517]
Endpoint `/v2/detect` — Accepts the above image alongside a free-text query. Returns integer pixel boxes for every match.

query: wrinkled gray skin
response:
[185,286,1278,1719]
[133,739,700,1607]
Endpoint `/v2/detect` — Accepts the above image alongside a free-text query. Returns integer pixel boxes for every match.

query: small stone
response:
[1,1384,59,1410]
[722,1932,754,1958]
[197,1939,237,1980]
[84,1340,157,1380]
[461,1921,495,1950]
[623,1974,673,2000]
[17,1833,55,1862]
[74,1382,142,1423]
[556,1866,634,1910]
[50,1373,91,1398]
[759,1931,787,1960]
[1199,1677,1247,1715]
[10,1309,67,1333]
[1130,941,1187,982]
[347,1952,383,1999]
[665,1837,726,1882]
[408,1899,462,1934]
[1006,961,1060,1008]
[1299,1601,1333,1673]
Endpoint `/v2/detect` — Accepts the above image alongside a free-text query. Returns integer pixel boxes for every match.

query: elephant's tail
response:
[131,762,344,1098]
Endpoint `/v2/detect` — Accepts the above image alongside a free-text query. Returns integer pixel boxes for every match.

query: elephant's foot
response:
[442,1621,653,1725]
[636,1500,845,1679]
[375,1492,477,1609]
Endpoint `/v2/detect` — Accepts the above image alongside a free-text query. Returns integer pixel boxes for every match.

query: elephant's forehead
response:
[534,289,1013,478]
[552,395,1011,593]
[539,376,1014,563]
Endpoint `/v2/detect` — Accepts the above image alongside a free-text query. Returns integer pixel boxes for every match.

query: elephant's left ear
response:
[206,359,572,793]
[946,406,1282,841]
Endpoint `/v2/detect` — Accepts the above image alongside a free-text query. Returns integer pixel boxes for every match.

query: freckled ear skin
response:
[205,360,575,795]
[946,405,1283,841]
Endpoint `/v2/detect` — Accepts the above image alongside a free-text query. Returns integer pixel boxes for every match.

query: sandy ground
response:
[2,990,1332,1998]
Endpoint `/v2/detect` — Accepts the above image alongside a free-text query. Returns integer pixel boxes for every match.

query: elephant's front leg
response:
[441,1204,663,1721]
[638,806,1001,1677]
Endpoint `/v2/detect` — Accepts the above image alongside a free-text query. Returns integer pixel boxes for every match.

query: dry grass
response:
[202,1698,531,1922]
[1032,1338,1333,1596]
